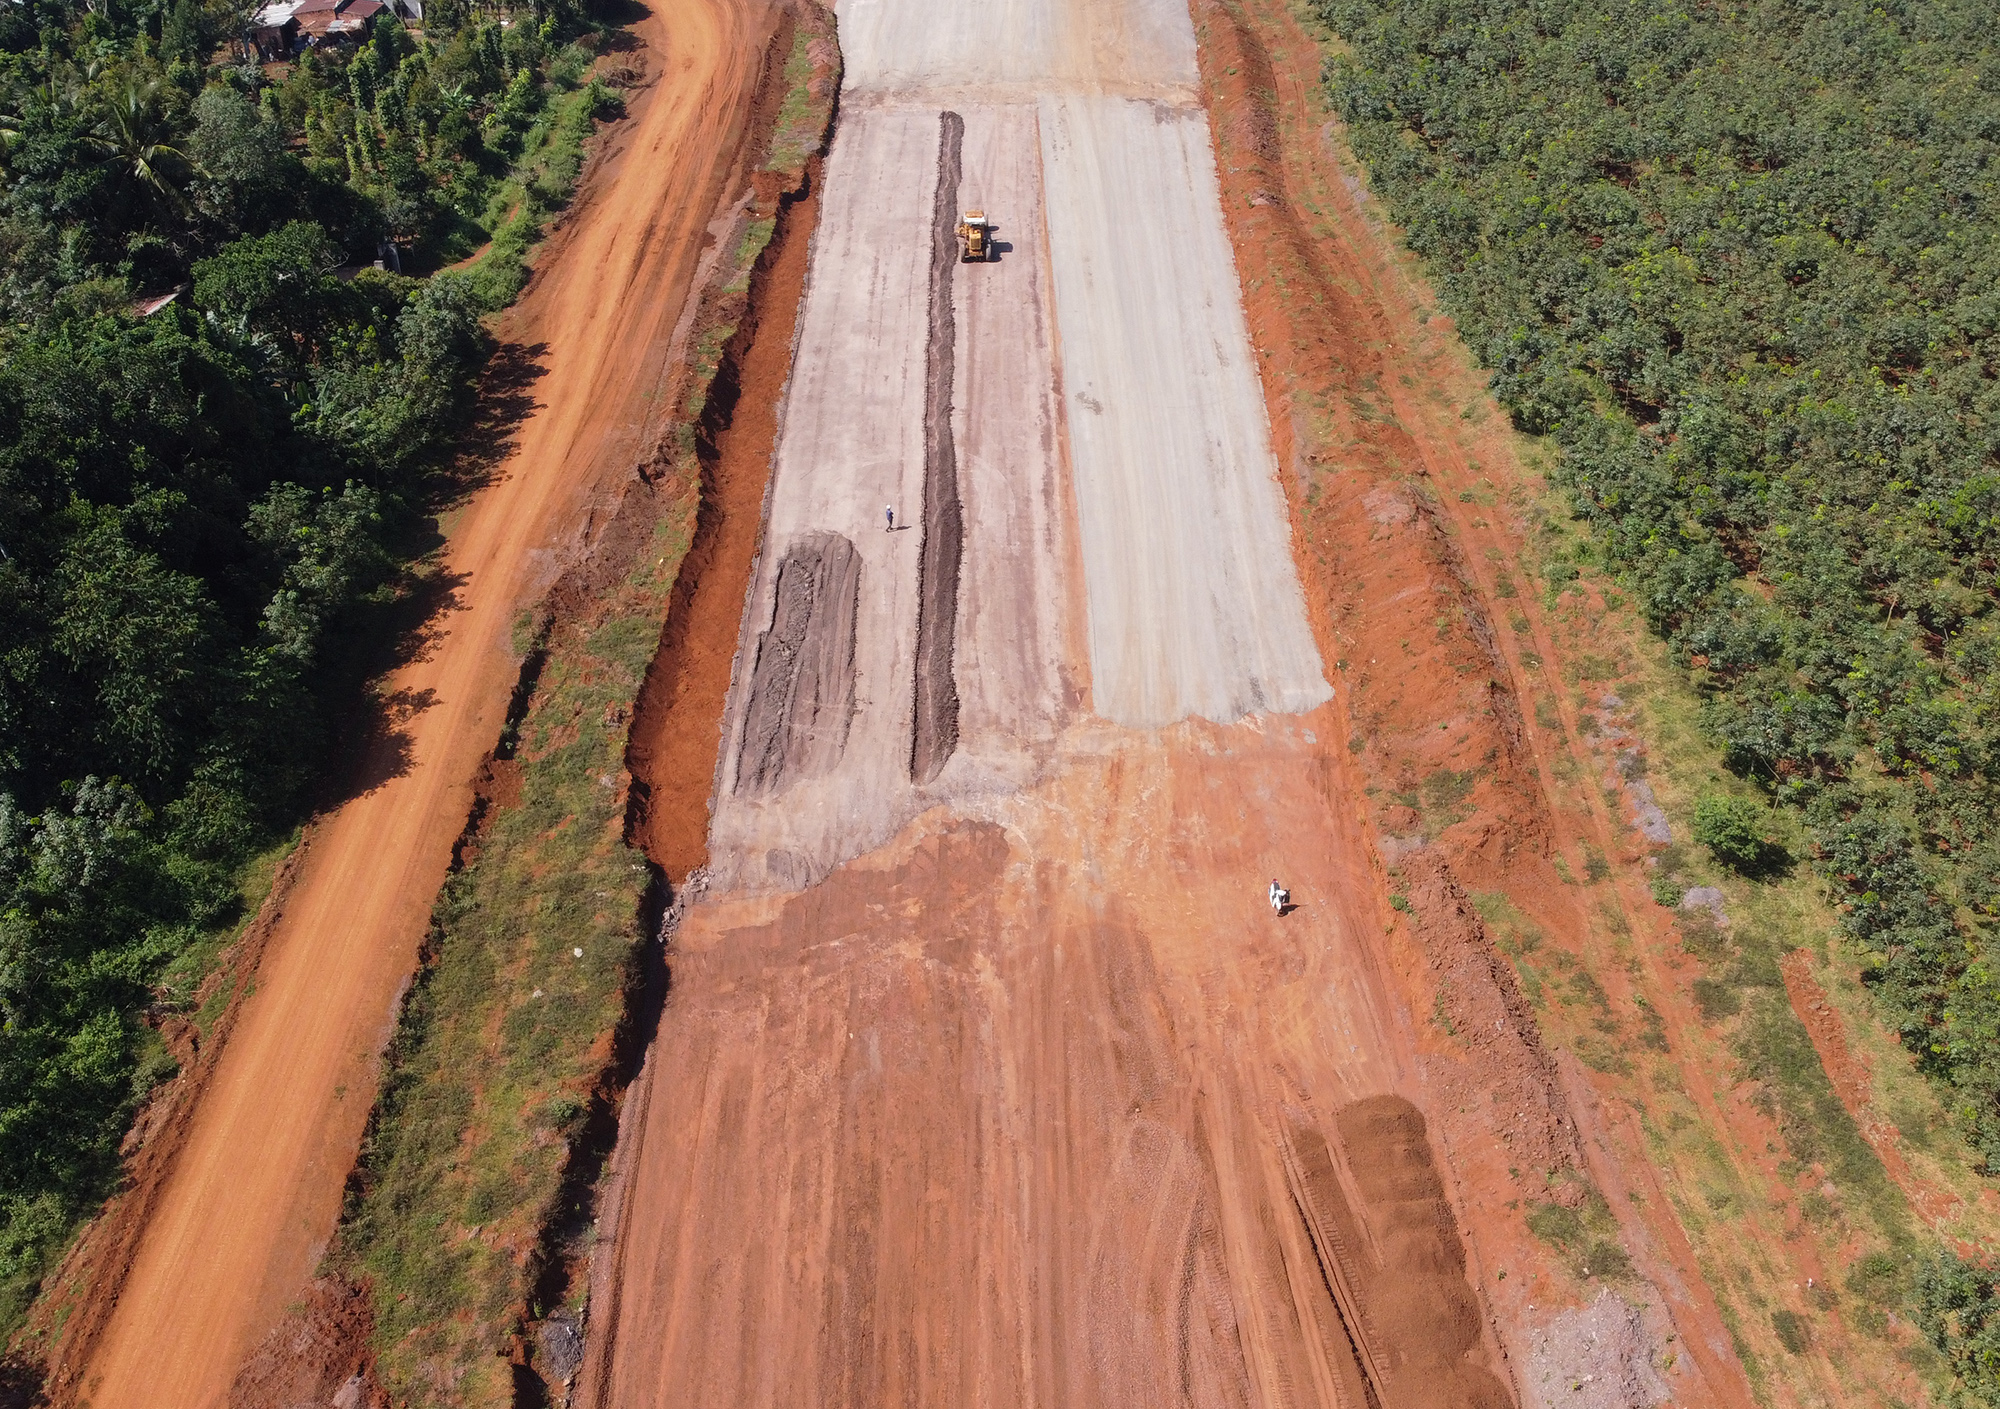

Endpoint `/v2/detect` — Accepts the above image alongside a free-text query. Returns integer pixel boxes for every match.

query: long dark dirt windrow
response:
[911,109,965,784]
[735,531,861,796]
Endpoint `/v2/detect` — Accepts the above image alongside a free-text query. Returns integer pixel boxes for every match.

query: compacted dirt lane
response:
[71,4,774,1404]
[583,0,1533,1402]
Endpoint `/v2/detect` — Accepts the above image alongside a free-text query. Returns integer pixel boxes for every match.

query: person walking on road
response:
[885,504,895,532]
[1269,878,1288,914]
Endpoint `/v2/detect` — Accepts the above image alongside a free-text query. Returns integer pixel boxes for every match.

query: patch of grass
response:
[334,586,664,1400]
[723,217,777,294]
[763,25,830,174]
[1723,963,1908,1241]
[1633,995,1670,1052]
[1691,976,1741,1023]
[1573,1035,1635,1075]
[1431,987,1457,1036]
[1771,1307,1812,1354]
[1417,767,1478,837]
[1525,1186,1634,1284]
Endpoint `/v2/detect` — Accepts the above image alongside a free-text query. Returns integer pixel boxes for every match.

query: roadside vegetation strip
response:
[0,0,628,1351]
[1479,461,1970,1396]
[1312,0,2000,1389]
[1317,0,2000,1175]
[320,14,837,1403]
[333,594,670,1407]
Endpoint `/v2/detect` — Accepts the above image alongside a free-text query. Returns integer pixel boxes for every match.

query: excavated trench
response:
[734,531,861,796]
[622,140,830,881]
[910,109,966,784]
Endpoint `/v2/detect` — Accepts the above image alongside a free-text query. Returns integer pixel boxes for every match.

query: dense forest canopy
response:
[0,0,615,1332]
[1317,0,2000,1369]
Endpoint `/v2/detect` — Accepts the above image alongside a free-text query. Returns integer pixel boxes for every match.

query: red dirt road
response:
[68,4,773,1405]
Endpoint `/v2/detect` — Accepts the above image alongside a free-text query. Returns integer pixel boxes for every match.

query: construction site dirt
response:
[23,0,1897,1392]
[26,1,782,1404]
[574,0,1642,1401]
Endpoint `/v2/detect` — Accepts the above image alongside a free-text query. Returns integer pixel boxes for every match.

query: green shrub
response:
[1692,795,1777,875]
[1917,1250,2000,1403]
[1771,1308,1812,1355]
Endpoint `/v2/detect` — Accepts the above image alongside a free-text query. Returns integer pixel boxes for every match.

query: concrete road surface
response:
[702,0,1326,891]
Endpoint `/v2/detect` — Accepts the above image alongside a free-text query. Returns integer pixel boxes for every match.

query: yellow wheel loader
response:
[955,210,993,261]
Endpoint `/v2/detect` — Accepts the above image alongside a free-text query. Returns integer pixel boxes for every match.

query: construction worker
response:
[885,504,895,531]
[1269,879,1288,914]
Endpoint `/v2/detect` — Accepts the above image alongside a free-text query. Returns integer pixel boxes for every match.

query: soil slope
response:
[60,5,774,1405]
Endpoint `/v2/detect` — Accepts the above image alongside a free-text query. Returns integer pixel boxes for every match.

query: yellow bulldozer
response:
[955,210,993,261]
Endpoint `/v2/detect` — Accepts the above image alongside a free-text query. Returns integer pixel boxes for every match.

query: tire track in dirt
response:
[41,2,777,1403]
[736,532,861,795]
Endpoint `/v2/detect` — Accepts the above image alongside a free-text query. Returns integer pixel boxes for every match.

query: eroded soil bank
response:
[1192,0,1970,1401]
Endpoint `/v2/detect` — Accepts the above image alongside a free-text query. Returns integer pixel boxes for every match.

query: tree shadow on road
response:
[310,562,471,809]
[430,339,552,508]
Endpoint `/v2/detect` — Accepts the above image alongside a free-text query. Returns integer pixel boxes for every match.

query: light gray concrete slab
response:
[708,0,1332,890]
[708,105,937,890]
[836,0,1196,101]
[1037,92,1332,728]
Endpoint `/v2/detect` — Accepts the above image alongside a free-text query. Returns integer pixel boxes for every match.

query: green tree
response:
[1692,795,1779,875]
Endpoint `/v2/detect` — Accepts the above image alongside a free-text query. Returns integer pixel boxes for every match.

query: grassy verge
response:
[333,585,673,1403]
[324,17,837,1403]
[1491,455,1965,1395]
[458,72,626,310]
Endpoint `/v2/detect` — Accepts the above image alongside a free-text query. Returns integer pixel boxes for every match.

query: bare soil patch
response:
[223,1277,388,1409]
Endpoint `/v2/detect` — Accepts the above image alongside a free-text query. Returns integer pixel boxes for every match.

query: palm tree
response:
[90,80,192,219]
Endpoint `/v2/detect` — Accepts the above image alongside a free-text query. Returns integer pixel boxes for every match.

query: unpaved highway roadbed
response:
[580,0,1515,1401]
